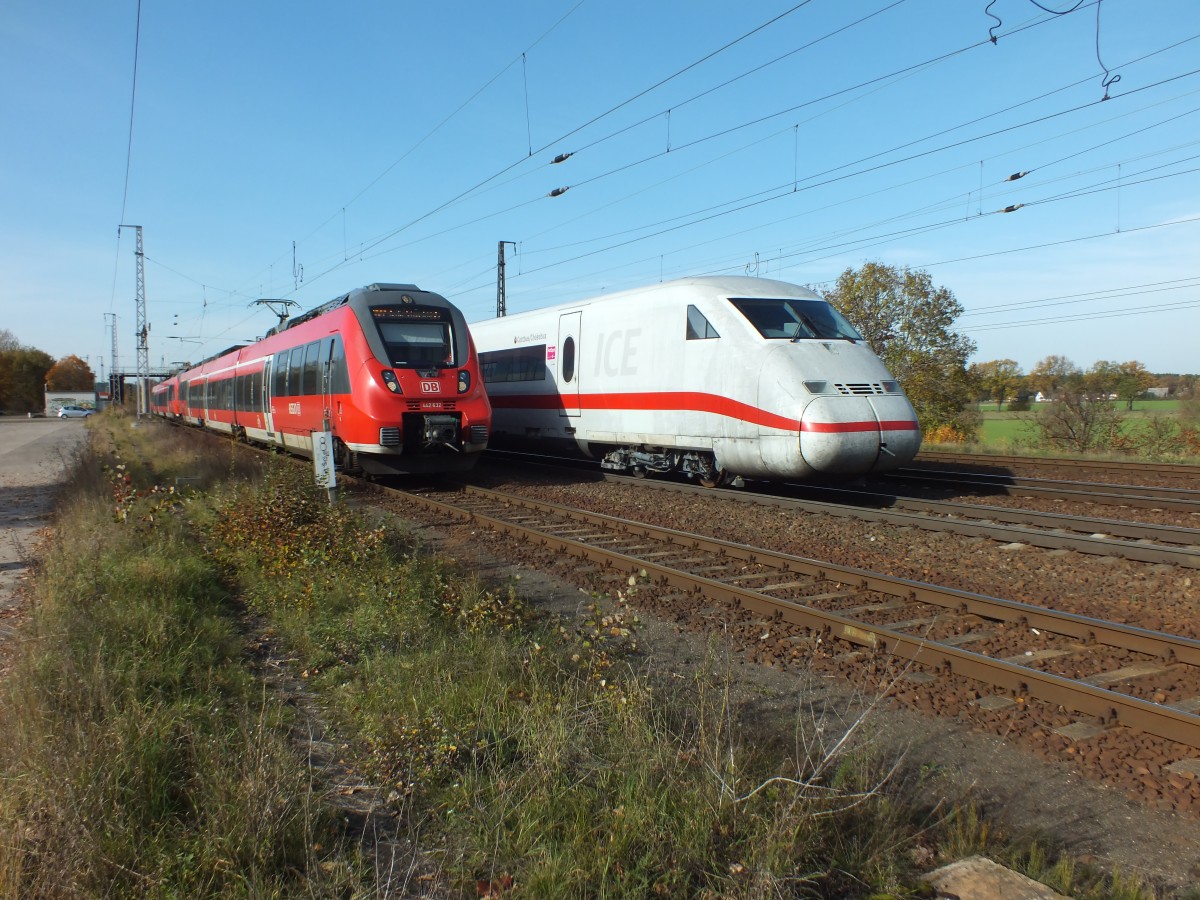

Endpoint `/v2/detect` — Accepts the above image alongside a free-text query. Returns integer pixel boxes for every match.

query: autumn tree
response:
[1027,355,1081,399]
[1085,360,1121,398]
[1112,360,1155,410]
[823,261,978,439]
[0,346,55,414]
[968,359,1023,410]
[46,355,95,391]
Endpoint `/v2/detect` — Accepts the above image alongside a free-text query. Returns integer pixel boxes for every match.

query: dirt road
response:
[0,418,89,621]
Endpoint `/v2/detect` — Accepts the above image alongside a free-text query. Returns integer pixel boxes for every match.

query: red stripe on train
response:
[490,391,918,433]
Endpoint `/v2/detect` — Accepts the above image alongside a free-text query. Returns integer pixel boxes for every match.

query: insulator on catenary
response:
[548,186,571,198]
[552,152,573,164]
[1005,171,1029,182]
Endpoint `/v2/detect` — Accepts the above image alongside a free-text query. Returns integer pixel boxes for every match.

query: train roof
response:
[472,275,823,325]
[272,282,450,335]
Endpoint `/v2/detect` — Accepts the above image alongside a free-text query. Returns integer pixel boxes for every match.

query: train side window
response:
[561,336,576,383]
[328,336,351,393]
[272,353,288,397]
[288,347,305,397]
[480,345,547,383]
[686,305,720,340]
[302,341,321,395]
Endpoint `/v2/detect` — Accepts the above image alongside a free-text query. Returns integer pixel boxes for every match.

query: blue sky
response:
[3,0,1198,379]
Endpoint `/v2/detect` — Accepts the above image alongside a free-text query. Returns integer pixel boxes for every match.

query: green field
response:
[938,399,1197,459]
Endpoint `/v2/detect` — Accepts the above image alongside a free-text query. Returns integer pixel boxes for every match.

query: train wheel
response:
[698,467,727,489]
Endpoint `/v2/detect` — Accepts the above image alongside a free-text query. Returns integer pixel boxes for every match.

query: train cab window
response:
[686,305,720,340]
[302,341,321,395]
[371,306,456,368]
[561,336,576,383]
[729,297,863,342]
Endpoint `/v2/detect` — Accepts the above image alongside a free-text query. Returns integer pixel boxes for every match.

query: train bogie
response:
[151,283,491,477]
[470,275,920,482]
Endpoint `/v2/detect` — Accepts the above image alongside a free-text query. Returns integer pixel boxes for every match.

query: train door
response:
[558,311,581,417]
[319,336,334,431]
[262,357,275,438]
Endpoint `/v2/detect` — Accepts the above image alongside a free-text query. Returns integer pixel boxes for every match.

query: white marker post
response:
[312,431,338,505]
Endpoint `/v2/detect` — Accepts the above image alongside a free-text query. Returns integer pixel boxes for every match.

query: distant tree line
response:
[967,354,1199,457]
[0,328,95,414]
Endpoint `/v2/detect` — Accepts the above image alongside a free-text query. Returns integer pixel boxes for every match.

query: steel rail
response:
[387,482,1200,748]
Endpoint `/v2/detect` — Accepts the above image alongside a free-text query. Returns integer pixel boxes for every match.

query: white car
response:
[57,405,94,418]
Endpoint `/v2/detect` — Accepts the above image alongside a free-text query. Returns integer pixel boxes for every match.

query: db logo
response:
[421,381,439,393]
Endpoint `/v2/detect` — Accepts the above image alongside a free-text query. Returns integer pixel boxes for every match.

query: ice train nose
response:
[799,397,920,474]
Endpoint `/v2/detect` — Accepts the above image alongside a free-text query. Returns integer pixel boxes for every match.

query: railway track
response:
[375,480,1200,758]
[634,475,1200,568]
[479,455,1200,568]
[916,450,1200,486]
[882,467,1200,514]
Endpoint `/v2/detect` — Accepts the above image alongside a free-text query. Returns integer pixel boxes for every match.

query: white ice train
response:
[470,275,921,484]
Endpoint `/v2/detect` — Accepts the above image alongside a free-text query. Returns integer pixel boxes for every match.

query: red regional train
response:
[150,283,491,475]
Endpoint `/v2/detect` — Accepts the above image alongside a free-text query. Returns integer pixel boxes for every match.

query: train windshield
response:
[370,305,458,368]
[729,297,862,342]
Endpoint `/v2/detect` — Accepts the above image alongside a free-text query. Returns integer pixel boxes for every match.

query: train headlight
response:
[881,380,901,394]
[803,380,829,394]
[457,370,471,394]
[381,370,401,393]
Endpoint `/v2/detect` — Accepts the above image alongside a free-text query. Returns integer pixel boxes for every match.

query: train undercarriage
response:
[598,446,738,488]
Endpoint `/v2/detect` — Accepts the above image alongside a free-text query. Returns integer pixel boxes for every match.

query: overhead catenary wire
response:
[315,24,1199,294]
[134,4,1200,359]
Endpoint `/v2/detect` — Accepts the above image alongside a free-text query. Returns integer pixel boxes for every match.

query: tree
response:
[824,261,978,439]
[46,355,95,391]
[1027,355,1081,399]
[1085,360,1120,398]
[1113,360,1155,410]
[968,359,1023,410]
[1029,388,1122,453]
[0,347,54,413]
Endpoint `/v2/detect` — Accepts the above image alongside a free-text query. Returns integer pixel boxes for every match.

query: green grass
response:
[0,411,1172,898]
[0,416,361,896]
